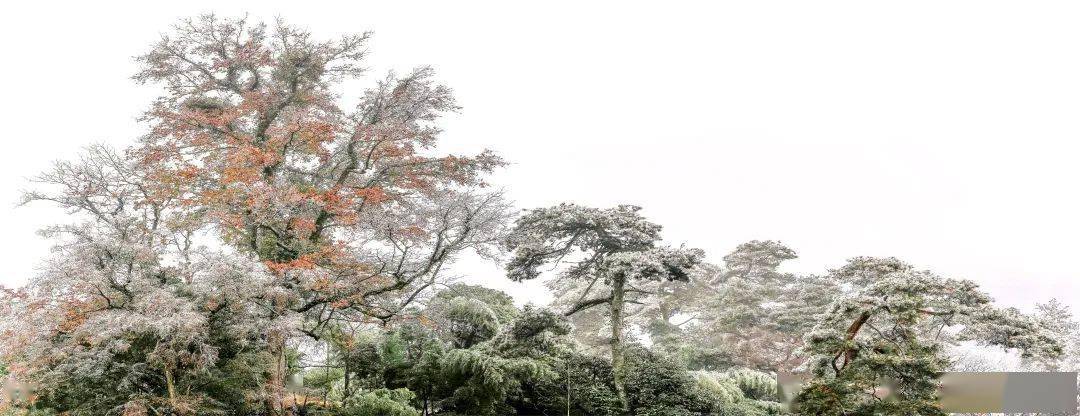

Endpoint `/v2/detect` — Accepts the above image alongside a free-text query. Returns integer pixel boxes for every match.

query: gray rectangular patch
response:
[778,372,1078,413]
[940,372,1077,413]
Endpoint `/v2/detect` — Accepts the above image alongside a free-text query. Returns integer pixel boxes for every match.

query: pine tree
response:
[504,203,703,413]
[796,257,1061,416]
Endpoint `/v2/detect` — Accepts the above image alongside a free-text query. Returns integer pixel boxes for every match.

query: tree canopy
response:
[0,13,1071,416]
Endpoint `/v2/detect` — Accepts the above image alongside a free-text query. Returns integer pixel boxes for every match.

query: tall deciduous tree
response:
[2,14,509,415]
[2,145,273,414]
[504,203,703,413]
[133,15,510,412]
[132,14,508,322]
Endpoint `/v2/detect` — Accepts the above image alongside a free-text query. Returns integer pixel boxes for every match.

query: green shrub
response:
[340,388,420,416]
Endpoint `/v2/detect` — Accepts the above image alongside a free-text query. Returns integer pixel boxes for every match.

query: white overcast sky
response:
[2,1,1078,311]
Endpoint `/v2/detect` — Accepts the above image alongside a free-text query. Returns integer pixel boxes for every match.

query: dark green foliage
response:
[499,342,763,416]
[307,283,789,416]
[22,331,272,416]
[621,346,725,415]
[340,388,421,416]
[520,347,786,416]
[341,322,447,410]
[445,298,502,348]
[425,283,520,349]
[714,401,783,416]
[723,368,778,402]
[795,339,948,416]
[524,351,623,416]
[304,367,346,404]
[434,306,569,415]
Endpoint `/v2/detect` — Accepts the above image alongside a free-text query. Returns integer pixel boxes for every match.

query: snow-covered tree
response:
[1029,299,1080,372]
[647,241,836,373]
[0,145,277,414]
[796,257,1061,416]
[4,12,1074,416]
[1025,299,1080,415]
[696,241,836,373]
[504,203,703,412]
[1,14,510,415]
[636,262,722,364]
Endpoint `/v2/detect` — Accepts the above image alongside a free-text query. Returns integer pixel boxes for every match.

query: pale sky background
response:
[1,1,1078,312]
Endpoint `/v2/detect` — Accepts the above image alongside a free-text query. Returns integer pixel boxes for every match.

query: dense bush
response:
[340,389,420,416]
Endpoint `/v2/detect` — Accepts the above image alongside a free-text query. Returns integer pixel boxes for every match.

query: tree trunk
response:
[610,275,630,413]
[343,359,352,401]
[833,311,871,374]
[566,358,571,416]
[164,365,177,406]
[268,338,287,415]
